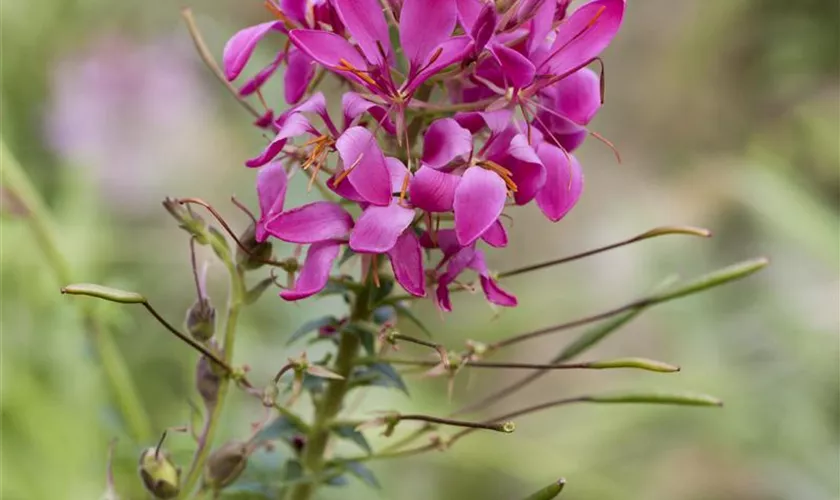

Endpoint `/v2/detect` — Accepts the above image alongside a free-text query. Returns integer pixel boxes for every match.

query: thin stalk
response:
[0,140,153,442]
[179,262,247,497]
[287,289,369,500]
[397,414,514,433]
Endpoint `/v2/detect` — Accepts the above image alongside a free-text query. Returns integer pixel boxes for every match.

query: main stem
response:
[288,291,369,500]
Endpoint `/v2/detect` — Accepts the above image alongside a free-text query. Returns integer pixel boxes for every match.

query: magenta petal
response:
[280,241,341,301]
[335,126,392,206]
[456,0,484,30]
[265,201,353,243]
[480,275,518,306]
[341,93,397,134]
[386,158,411,193]
[280,0,308,26]
[455,109,513,134]
[239,51,284,96]
[543,68,601,125]
[402,36,472,95]
[454,167,507,246]
[223,22,283,81]
[256,161,288,242]
[388,231,426,297]
[491,44,536,89]
[245,113,313,167]
[350,203,415,253]
[400,0,458,67]
[535,144,583,221]
[408,166,460,212]
[470,4,498,53]
[334,0,392,65]
[540,0,624,77]
[505,134,546,204]
[422,118,473,168]
[481,219,508,248]
[284,48,315,104]
[289,29,369,81]
[327,175,365,203]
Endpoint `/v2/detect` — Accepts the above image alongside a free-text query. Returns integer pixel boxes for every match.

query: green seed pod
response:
[185,298,216,342]
[204,440,250,490]
[236,223,273,270]
[196,354,222,409]
[138,446,180,499]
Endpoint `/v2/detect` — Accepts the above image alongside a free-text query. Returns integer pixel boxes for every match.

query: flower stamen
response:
[478,160,518,193]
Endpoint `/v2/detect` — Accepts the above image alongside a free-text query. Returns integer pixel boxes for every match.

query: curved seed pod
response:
[138,446,181,499]
[204,440,250,490]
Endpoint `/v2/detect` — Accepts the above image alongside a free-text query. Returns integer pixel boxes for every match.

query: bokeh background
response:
[2,1,838,499]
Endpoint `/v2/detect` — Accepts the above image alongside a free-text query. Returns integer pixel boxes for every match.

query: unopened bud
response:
[162,198,208,244]
[138,446,180,499]
[185,298,216,342]
[204,440,249,490]
[236,224,273,270]
[291,435,306,454]
[196,354,222,408]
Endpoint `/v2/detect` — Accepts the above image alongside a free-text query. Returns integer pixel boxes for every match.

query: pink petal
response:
[265,201,353,243]
[542,68,601,125]
[341,92,396,134]
[335,126,392,206]
[284,48,315,104]
[402,36,472,95]
[388,231,426,297]
[539,0,625,77]
[333,0,392,65]
[455,110,513,135]
[400,0,458,67]
[505,133,546,205]
[491,44,536,89]
[239,51,284,96]
[481,219,508,247]
[470,3,498,54]
[279,0,308,26]
[422,118,473,168]
[289,29,370,86]
[468,250,517,307]
[280,241,341,300]
[245,113,314,168]
[456,0,484,31]
[524,0,556,53]
[386,158,411,193]
[454,167,507,246]
[535,144,583,221]
[223,22,283,81]
[350,203,415,253]
[256,162,289,242]
[408,166,460,212]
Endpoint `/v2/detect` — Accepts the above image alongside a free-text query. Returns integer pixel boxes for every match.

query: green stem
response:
[0,140,153,442]
[287,291,370,500]
[179,261,246,497]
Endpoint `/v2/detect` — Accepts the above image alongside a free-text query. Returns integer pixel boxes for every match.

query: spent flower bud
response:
[196,351,222,408]
[138,446,180,499]
[204,440,250,490]
[185,298,216,342]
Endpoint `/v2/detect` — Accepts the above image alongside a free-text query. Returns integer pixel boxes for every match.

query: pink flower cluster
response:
[224,0,625,309]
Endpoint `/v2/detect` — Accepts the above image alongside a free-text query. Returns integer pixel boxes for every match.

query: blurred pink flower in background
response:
[45,33,228,213]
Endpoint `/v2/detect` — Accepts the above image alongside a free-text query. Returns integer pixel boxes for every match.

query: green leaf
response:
[345,461,380,489]
[286,316,338,345]
[650,257,769,304]
[393,301,432,337]
[61,283,146,304]
[254,417,301,442]
[342,323,377,356]
[245,277,275,305]
[332,425,372,454]
[368,363,409,394]
[522,478,566,500]
[588,391,723,407]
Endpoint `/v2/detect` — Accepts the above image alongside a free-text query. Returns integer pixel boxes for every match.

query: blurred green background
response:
[2,1,838,499]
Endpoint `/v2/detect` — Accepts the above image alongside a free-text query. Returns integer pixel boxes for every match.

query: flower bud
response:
[162,197,208,244]
[236,223,273,270]
[196,353,222,408]
[185,298,216,342]
[138,447,180,499]
[204,440,249,490]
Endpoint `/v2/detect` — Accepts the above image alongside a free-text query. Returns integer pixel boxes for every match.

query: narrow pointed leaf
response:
[305,365,344,380]
[588,391,723,407]
[345,461,380,489]
[522,478,566,500]
[332,425,372,454]
[582,357,679,373]
[61,283,146,304]
[286,316,338,345]
[650,257,769,304]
